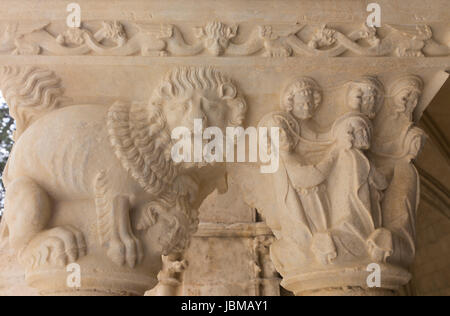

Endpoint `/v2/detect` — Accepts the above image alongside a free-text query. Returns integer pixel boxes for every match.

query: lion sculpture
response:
[0,66,246,274]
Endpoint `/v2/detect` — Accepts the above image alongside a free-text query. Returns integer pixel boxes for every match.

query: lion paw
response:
[21,226,87,269]
[107,234,144,269]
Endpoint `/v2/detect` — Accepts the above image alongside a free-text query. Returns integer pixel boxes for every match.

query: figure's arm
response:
[281,151,337,188]
[369,165,389,191]
[316,152,337,176]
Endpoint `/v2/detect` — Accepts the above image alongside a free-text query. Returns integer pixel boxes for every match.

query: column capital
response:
[0,0,449,296]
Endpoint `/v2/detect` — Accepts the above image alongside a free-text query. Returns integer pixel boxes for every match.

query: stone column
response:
[147,174,280,297]
[0,0,449,296]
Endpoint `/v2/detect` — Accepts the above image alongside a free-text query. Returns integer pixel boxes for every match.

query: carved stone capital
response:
[0,0,449,296]
[235,71,448,295]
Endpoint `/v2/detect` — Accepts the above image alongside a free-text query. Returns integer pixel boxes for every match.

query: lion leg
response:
[104,196,144,268]
[94,171,144,268]
[3,177,87,268]
[4,177,52,251]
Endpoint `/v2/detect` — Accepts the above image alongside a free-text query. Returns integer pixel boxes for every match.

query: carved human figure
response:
[0,66,246,294]
[372,74,424,157]
[382,126,427,268]
[390,75,423,123]
[346,76,384,119]
[327,113,392,263]
[258,78,340,266]
[259,111,337,266]
[281,77,324,140]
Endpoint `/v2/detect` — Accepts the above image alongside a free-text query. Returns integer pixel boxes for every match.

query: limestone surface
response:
[0,0,449,296]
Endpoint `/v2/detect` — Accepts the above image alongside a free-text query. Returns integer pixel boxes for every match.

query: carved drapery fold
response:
[233,71,448,296]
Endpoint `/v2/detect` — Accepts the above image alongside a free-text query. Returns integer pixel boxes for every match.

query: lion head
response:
[195,22,238,56]
[108,66,247,254]
[152,66,246,132]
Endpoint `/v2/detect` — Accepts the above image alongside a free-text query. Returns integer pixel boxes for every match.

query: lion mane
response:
[106,66,246,253]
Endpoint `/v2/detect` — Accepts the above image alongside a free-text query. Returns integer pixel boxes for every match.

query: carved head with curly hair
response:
[281,77,322,121]
[390,75,423,122]
[346,75,384,120]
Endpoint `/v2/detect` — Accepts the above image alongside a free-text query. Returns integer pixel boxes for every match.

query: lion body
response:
[6,104,146,202]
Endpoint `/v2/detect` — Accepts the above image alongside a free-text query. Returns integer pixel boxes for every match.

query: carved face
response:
[196,22,238,56]
[347,84,379,119]
[291,89,318,120]
[161,89,227,132]
[153,67,247,169]
[394,88,421,121]
[136,201,193,256]
[283,78,322,121]
[334,116,372,150]
[352,121,371,150]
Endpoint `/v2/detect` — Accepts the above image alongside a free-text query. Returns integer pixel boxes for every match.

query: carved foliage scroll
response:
[1,21,449,57]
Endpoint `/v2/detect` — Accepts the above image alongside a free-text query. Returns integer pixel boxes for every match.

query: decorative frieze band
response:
[1,21,449,57]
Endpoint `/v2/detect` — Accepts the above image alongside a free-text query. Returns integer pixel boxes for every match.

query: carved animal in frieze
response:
[1,21,448,57]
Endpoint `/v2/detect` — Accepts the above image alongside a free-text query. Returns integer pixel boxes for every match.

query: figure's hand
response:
[367,228,393,263]
[328,146,340,159]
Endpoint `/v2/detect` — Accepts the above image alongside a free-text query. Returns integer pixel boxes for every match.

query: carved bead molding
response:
[1,21,449,57]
